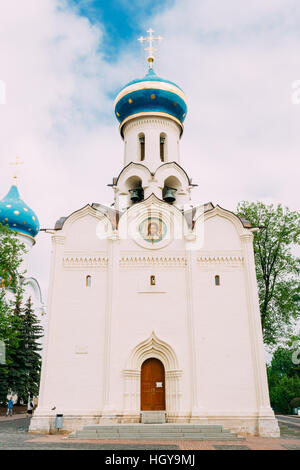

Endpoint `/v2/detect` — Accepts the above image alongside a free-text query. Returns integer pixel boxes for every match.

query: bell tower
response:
[112,29,193,210]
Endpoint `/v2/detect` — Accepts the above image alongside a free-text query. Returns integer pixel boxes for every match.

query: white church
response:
[30,31,279,437]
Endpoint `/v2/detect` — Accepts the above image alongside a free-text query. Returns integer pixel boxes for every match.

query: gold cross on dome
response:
[138,28,163,69]
[10,156,24,184]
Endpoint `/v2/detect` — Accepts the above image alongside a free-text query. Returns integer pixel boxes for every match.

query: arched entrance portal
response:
[123,332,182,417]
[141,358,165,411]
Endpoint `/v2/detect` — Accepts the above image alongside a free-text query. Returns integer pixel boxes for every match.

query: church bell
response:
[130,187,143,203]
[163,187,177,203]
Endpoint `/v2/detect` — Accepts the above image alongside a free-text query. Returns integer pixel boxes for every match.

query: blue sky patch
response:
[67,0,174,61]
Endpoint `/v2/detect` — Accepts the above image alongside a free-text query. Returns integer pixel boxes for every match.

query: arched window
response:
[160,134,166,162]
[215,275,220,286]
[139,133,145,161]
[125,176,144,204]
[150,275,156,286]
[86,275,91,287]
[162,175,180,204]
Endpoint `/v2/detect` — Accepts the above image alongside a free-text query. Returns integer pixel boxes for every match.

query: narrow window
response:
[160,135,166,162]
[150,275,156,286]
[139,134,145,161]
[86,275,91,287]
[215,275,220,286]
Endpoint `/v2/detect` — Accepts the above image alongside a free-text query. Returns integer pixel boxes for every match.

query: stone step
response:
[73,433,243,441]
[77,430,231,436]
[70,424,244,441]
[76,430,234,436]
[81,429,226,434]
[141,411,166,424]
[76,433,236,440]
[79,428,231,434]
[82,424,224,431]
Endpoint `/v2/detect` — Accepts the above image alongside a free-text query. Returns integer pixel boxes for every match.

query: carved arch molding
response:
[123,331,183,415]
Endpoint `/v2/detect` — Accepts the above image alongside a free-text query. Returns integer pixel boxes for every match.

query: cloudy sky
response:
[0,0,299,300]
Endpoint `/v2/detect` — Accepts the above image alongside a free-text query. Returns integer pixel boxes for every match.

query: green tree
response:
[236,202,300,347]
[268,340,300,378]
[267,337,300,413]
[6,291,24,402]
[0,290,17,404]
[0,222,26,404]
[268,372,300,414]
[12,297,43,402]
[0,222,26,290]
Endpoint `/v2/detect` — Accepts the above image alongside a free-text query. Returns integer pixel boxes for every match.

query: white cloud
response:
[0,0,134,295]
[148,0,300,211]
[0,0,299,300]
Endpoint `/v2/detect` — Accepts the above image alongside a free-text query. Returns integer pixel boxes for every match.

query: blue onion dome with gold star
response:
[0,184,40,239]
[114,67,188,135]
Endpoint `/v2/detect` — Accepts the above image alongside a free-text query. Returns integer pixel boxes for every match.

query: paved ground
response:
[276,415,300,426]
[0,414,299,450]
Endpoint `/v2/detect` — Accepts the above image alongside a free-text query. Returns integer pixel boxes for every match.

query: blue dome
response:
[0,185,40,238]
[114,68,187,132]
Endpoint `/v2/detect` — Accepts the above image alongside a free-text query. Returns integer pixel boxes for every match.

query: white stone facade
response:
[123,116,181,169]
[115,116,191,211]
[30,188,279,436]
[29,73,279,436]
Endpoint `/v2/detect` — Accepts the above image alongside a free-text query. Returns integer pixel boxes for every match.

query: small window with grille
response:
[139,134,145,161]
[160,134,166,162]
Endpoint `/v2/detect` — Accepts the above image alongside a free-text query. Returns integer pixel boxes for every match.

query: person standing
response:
[6,397,14,417]
[27,398,34,416]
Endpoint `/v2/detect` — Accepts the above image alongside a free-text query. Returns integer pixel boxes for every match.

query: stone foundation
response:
[29,411,280,437]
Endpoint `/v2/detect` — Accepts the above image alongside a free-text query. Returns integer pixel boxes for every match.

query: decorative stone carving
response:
[123,332,182,414]
[197,255,244,266]
[120,255,186,267]
[63,256,108,268]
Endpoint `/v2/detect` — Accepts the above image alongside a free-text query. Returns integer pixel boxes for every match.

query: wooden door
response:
[141,358,165,411]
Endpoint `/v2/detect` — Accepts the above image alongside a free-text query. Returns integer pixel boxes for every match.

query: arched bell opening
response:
[162,175,181,204]
[125,175,144,205]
